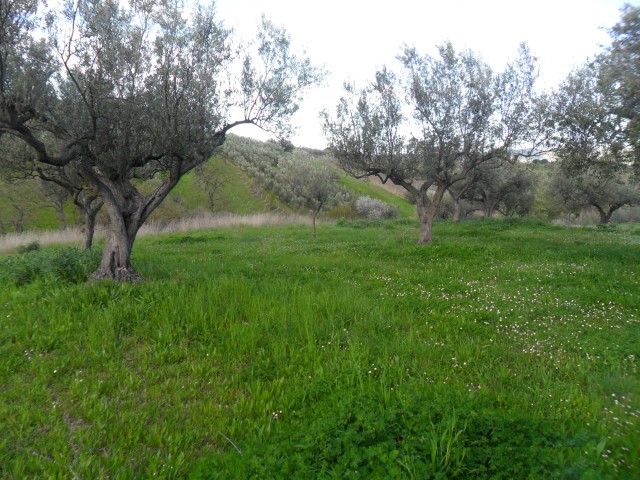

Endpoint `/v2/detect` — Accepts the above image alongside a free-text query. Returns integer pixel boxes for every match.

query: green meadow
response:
[1,219,639,478]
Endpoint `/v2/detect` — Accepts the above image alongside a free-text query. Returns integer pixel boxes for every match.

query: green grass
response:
[1,219,638,478]
[142,156,272,221]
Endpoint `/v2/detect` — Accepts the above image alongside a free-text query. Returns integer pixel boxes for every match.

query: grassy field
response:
[1,219,639,478]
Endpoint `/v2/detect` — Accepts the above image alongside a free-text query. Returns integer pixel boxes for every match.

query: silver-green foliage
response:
[221,135,350,218]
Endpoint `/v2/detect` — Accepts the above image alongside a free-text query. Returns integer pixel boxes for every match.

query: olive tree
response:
[548,164,639,223]
[600,3,640,173]
[194,162,228,214]
[36,164,103,248]
[463,160,537,218]
[552,61,639,223]
[323,43,544,244]
[446,172,479,222]
[283,158,345,238]
[0,0,322,281]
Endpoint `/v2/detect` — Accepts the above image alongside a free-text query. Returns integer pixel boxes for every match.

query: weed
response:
[16,241,40,254]
[0,246,100,285]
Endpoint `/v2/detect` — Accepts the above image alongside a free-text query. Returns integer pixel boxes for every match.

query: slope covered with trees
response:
[0,133,412,235]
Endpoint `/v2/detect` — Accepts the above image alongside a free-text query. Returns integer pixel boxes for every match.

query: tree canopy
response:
[550,8,640,223]
[600,3,640,172]
[550,66,640,223]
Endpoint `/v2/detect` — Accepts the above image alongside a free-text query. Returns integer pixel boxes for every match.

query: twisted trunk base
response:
[90,266,142,282]
[89,221,142,282]
[417,217,433,245]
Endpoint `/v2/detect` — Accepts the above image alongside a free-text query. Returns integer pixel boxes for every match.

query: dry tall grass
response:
[0,213,312,254]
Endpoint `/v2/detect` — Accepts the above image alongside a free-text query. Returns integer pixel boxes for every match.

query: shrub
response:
[0,246,101,286]
[355,196,398,219]
[16,241,40,254]
[325,203,361,220]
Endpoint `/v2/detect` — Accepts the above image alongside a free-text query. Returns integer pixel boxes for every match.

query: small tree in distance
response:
[548,163,639,223]
[194,162,229,214]
[284,158,345,237]
[446,173,479,222]
[464,160,537,218]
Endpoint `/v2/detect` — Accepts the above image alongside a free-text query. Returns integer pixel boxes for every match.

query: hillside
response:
[0,135,413,234]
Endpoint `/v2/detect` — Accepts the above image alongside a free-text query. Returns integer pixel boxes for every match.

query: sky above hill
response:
[215,0,635,148]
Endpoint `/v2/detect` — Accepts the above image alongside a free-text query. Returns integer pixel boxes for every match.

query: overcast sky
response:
[215,0,634,148]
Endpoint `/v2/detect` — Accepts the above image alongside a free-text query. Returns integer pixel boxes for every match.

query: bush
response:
[0,246,101,286]
[16,241,40,254]
[355,196,398,219]
[325,203,361,220]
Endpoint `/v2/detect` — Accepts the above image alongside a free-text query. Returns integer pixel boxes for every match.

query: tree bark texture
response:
[90,211,141,282]
[415,202,436,245]
[595,203,622,224]
[86,177,144,281]
[82,209,98,250]
[418,213,434,245]
[414,184,446,245]
[452,199,463,223]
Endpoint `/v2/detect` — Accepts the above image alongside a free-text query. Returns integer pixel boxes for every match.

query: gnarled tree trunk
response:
[598,209,610,224]
[484,200,498,218]
[82,211,97,251]
[75,192,103,250]
[595,204,620,224]
[415,184,446,245]
[85,167,180,282]
[91,202,142,282]
[452,199,463,223]
[417,210,435,245]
